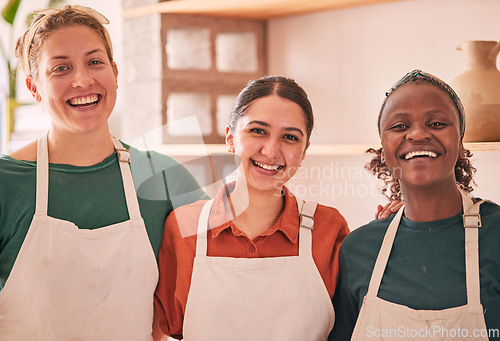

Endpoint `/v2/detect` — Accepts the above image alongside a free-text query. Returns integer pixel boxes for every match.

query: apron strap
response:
[460,190,484,306]
[366,189,484,305]
[35,132,50,215]
[298,200,318,256]
[35,134,141,221]
[111,136,142,221]
[365,206,404,297]
[195,199,214,258]
[195,198,317,258]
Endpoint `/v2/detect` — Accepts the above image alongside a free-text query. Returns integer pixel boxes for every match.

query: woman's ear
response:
[112,62,119,88]
[301,140,310,162]
[225,125,234,153]
[26,77,42,102]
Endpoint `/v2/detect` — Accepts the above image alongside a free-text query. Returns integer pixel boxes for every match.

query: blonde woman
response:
[0,6,205,340]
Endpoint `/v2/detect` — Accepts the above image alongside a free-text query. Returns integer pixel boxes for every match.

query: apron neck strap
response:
[366,189,484,306]
[461,190,485,306]
[110,136,142,220]
[34,133,142,220]
[298,200,318,256]
[365,207,403,297]
[195,199,214,258]
[194,198,318,257]
[35,132,50,215]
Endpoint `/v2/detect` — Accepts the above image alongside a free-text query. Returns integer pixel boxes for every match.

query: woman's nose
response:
[406,126,431,141]
[261,138,280,158]
[71,67,94,88]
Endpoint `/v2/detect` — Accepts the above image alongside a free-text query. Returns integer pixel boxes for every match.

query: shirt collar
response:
[208,182,300,244]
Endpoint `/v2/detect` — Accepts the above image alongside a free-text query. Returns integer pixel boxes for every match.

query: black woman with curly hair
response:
[330,70,500,341]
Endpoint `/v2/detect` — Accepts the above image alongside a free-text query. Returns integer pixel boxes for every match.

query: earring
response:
[380,149,386,164]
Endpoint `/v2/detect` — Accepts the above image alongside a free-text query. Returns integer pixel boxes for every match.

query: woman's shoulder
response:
[6,140,37,161]
[313,203,349,227]
[127,144,207,203]
[480,198,500,212]
[303,202,350,243]
[127,144,181,169]
[164,199,211,239]
[479,199,500,228]
[314,202,345,218]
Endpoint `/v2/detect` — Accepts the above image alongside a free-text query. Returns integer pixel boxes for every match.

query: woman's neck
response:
[226,181,285,240]
[47,128,115,166]
[401,181,463,222]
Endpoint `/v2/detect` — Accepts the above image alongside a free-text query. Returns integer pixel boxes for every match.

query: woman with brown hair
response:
[154,76,350,340]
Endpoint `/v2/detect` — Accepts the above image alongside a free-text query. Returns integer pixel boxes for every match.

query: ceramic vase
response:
[450,40,500,142]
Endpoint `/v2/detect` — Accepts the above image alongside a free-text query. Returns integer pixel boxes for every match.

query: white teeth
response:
[254,161,282,171]
[69,94,98,106]
[404,150,438,160]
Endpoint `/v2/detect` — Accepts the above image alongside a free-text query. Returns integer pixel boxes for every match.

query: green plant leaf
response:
[1,0,22,25]
[48,0,66,8]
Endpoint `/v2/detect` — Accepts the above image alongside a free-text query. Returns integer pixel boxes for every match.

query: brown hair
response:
[229,76,314,142]
[15,5,113,81]
[367,70,476,200]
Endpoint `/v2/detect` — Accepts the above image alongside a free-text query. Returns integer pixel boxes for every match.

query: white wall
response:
[267,0,500,228]
[269,0,500,144]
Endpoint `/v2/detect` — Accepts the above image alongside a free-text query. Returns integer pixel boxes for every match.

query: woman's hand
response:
[376,201,404,220]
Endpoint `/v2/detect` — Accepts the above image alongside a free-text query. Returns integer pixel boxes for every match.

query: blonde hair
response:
[15,5,112,80]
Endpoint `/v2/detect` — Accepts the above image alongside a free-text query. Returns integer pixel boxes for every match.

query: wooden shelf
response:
[149,142,500,156]
[123,0,405,20]
[464,142,500,152]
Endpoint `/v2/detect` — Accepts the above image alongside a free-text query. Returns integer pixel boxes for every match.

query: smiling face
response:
[379,83,463,192]
[226,94,309,195]
[28,24,118,135]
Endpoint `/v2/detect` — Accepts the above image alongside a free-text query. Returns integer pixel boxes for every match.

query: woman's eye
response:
[90,59,104,66]
[390,123,409,130]
[283,134,299,141]
[53,65,69,72]
[430,122,446,127]
[250,128,265,135]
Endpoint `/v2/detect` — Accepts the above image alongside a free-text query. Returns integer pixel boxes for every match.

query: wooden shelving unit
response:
[122,1,500,158]
[123,0,405,19]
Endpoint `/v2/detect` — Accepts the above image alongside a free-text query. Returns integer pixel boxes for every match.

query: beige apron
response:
[351,190,488,341]
[0,133,158,341]
[183,198,334,341]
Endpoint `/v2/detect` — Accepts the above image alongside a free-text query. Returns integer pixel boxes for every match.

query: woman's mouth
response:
[402,150,440,160]
[251,159,285,171]
[67,94,100,108]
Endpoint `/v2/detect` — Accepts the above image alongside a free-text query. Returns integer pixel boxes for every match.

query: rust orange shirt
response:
[154,183,350,340]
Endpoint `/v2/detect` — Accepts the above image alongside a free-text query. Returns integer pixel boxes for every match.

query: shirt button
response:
[249,245,256,252]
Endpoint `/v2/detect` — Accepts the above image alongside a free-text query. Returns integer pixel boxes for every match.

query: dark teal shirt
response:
[330,201,500,341]
[0,144,207,289]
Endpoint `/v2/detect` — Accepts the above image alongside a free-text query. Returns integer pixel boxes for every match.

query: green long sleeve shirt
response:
[0,144,207,290]
[331,201,500,341]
